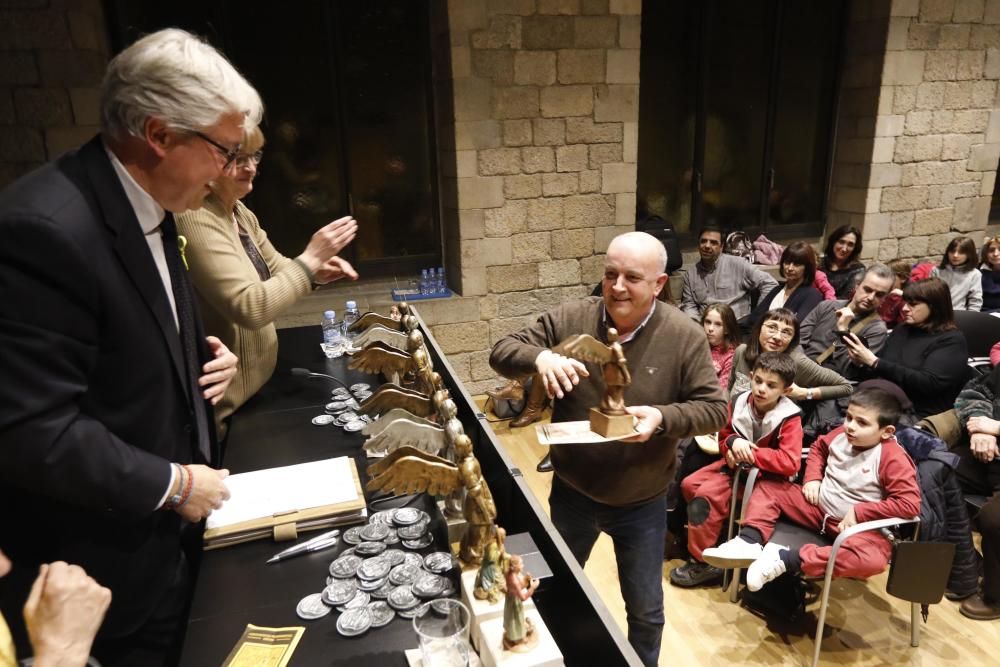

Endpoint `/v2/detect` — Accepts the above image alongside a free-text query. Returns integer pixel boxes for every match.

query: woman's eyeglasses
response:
[232,151,263,169]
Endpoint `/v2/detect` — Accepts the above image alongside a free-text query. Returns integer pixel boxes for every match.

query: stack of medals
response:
[295,507,458,638]
[312,384,374,431]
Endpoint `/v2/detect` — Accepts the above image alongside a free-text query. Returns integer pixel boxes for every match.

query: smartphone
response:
[835,330,868,348]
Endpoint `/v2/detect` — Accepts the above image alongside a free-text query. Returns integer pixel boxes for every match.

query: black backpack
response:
[636,215,682,274]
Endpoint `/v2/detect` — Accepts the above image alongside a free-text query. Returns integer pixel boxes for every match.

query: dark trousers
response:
[954,443,1000,603]
[91,551,191,667]
[550,476,666,667]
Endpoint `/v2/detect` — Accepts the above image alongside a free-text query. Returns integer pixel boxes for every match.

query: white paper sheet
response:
[534,419,639,445]
[206,456,359,530]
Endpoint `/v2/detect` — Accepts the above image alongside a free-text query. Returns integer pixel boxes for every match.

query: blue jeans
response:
[550,476,666,667]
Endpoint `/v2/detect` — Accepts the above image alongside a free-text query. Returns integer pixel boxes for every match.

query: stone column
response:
[435,0,642,394]
[829,0,1000,264]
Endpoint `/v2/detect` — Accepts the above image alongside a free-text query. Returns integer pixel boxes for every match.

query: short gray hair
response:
[864,262,894,284]
[101,28,263,140]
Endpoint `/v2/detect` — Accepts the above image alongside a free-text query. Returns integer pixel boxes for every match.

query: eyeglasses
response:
[192,131,241,169]
[761,322,795,339]
[233,151,263,169]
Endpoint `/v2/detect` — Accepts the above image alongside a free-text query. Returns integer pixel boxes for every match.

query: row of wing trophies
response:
[344,303,540,652]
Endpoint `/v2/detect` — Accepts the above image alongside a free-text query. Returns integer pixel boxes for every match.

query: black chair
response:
[953,310,1000,359]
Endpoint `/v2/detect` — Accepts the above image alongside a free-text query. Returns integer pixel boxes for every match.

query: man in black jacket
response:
[0,29,260,665]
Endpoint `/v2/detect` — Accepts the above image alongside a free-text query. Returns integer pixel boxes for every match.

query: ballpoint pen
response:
[267,529,341,564]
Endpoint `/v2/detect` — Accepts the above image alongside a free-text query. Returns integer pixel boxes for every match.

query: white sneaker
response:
[702,537,764,568]
[747,542,789,591]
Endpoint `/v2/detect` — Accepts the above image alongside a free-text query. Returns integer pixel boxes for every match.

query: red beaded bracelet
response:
[176,464,194,508]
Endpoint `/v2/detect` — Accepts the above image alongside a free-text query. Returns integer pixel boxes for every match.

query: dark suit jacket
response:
[0,136,218,648]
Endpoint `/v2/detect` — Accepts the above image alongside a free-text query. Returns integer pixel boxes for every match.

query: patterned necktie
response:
[160,212,212,462]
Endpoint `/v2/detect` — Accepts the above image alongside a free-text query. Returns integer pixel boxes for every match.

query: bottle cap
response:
[324,310,335,319]
[346,300,357,309]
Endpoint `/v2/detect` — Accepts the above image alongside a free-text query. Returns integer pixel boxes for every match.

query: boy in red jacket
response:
[670,352,802,587]
[703,387,920,591]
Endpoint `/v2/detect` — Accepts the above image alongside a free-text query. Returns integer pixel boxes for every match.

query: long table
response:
[180,315,641,666]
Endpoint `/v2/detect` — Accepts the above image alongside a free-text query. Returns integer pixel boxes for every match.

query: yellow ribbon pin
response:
[177,234,189,271]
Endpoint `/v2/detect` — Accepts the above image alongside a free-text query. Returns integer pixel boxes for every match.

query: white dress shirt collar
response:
[103,143,165,233]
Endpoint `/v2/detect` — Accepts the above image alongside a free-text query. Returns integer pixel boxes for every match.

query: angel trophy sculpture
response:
[557,327,634,438]
[366,431,497,566]
[349,328,434,393]
[347,301,410,335]
[350,323,409,353]
[361,397,457,458]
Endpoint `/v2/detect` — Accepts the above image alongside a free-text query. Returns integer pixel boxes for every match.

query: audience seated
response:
[670,353,802,588]
[981,235,1000,314]
[879,259,913,327]
[747,242,824,328]
[799,263,894,381]
[702,388,920,591]
[931,236,983,312]
[953,365,1000,619]
[844,278,970,419]
[680,226,777,327]
[728,309,852,404]
[818,224,867,299]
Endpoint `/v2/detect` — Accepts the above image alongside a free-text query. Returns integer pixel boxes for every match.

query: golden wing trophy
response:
[349,329,434,393]
[348,302,410,335]
[558,328,634,438]
[361,397,456,457]
[367,431,498,566]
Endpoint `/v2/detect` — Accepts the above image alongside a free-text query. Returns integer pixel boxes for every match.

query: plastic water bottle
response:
[420,268,431,295]
[321,309,343,358]
[436,266,447,295]
[342,300,360,343]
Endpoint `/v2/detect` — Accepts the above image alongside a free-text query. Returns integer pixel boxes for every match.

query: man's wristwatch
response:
[805,388,815,401]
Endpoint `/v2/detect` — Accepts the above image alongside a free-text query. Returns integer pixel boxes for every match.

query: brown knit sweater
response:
[176,194,312,432]
[490,297,727,506]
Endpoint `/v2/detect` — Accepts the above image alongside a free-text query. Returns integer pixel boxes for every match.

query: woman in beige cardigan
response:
[177,126,358,437]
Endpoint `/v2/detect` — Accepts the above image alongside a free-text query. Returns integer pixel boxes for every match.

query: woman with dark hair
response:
[820,224,866,299]
[845,277,969,418]
[932,235,982,311]
[727,308,851,401]
[981,235,1000,313]
[749,241,823,326]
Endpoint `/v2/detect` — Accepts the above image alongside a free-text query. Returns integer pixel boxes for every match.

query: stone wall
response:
[0,0,109,188]
[433,0,642,393]
[828,0,1000,264]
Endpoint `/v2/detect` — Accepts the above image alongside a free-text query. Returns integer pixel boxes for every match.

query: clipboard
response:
[203,456,367,550]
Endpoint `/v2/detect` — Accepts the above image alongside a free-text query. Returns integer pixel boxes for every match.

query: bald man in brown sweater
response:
[490,232,726,666]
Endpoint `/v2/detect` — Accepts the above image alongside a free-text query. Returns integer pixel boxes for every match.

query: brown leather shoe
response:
[536,453,553,473]
[960,593,1000,620]
[487,378,524,402]
[510,378,547,427]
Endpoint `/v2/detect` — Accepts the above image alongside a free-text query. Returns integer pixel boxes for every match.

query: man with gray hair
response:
[799,263,895,380]
[491,231,726,666]
[0,29,262,665]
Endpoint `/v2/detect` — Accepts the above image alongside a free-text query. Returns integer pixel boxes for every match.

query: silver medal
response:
[357,575,388,592]
[354,541,387,557]
[412,573,448,599]
[357,556,391,581]
[311,414,335,426]
[391,507,422,526]
[342,526,364,545]
[336,607,372,637]
[329,554,363,578]
[322,579,358,606]
[402,533,434,550]
[396,520,428,540]
[423,552,457,574]
[350,383,371,392]
[367,600,395,627]
[387,585,419,611]
[388,562,422,586]
[360,522,390,542]
[336,590,371,613]
[296,593,332,620]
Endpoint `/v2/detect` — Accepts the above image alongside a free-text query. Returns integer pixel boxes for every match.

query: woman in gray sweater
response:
[727,308,852,402]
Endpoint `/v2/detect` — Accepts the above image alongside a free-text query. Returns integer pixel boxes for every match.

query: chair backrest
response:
[953,310,1000,358]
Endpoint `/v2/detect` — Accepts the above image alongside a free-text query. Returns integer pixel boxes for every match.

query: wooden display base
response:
[461,568,535,651]
[478,609,563,667]
[589,408,635,438]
